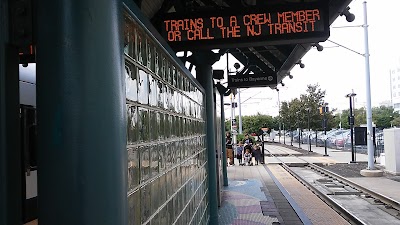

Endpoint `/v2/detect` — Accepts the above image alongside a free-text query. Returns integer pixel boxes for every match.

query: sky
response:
[210,0,400,118]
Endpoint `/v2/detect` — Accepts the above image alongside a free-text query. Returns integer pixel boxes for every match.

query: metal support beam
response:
[36,0,127,224]
[193,50,220,225]
[1,0,22,221]
[220,94,228,186]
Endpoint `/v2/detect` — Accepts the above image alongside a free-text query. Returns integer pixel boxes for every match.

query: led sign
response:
[161,1,329,50]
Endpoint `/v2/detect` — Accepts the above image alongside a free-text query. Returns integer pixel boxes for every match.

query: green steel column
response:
[0,0,22,223]
[194,51,220,225]
[220,94,228,186]
[36,0,127,224]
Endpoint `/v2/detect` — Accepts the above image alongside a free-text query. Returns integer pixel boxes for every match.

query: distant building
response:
[390,65,400,111]
[379,100,392,108]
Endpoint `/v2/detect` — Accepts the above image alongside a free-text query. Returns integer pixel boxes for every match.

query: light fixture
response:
[341,6,355,22]
[215,82,231,96]
[287,73,293,79]
[280,81,285,86]
[297,60,305,69]
[212,70,224,80]
[314,43,324,52]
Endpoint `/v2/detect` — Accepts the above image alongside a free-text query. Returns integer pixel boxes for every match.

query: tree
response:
[299,84,326,131]
[371,106,399,128]
[279,84,327,132]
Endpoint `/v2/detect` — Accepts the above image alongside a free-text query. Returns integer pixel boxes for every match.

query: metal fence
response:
[375,133,384,157]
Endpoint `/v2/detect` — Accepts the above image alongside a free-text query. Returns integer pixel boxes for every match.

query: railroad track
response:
[265,153,400,224]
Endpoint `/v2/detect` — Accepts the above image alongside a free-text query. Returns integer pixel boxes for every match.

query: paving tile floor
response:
[218,163,303,225]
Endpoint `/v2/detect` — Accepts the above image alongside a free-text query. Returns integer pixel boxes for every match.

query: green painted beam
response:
[194,51,221,225]
[220,94,228,186]
[36,0,127,224]
[0,0,22,223]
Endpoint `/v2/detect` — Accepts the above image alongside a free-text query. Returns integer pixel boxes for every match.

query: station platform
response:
[24,141,399,225]
[218,141,400,225]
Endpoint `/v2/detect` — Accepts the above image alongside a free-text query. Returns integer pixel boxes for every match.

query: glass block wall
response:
[124,11,209,225]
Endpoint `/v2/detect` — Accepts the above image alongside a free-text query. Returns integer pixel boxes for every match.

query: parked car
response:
[316,129,338,147]
[327,130,350,149]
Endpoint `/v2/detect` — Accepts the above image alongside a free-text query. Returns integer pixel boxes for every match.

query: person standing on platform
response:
[226,132,234,165]
[253,143,262,165]
[243,134,254,152]
[236,141,244,165]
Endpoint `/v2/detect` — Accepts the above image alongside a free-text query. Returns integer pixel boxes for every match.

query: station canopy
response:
[138,0,352,86]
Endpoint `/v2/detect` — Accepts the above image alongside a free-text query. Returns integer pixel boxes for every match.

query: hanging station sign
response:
[227,73,277,88]
[160,1,329,50]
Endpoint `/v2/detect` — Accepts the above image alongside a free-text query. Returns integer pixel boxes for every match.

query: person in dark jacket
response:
[226,132,234,165]
[243,134,254,154]
[253,144,262,165]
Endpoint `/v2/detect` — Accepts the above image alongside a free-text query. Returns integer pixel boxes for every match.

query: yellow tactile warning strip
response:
[267,164,351,225]
[24,220,38,225]
[300,156,338,165]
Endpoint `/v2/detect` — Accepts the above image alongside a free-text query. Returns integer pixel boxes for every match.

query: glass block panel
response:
[164,86,170,110]
[170,142,176,166]
[136,28,146,65]
[123,13,135,58]
[125,63,138,102]
[127,105,138,144]
[171,66,176,87]
[149,74,158,107]
[166,171,172,200]
[150,144,159,176]
[151,178,159,216]
[165,142,171,169]
[161,55,166,80]
[159,142,166,172]
[173,194,180,220]
[138,107,149,142]
[149,110,158,141]
[150,212,159,225]
[159,205,169,225]
[175,166,181,190]
[127,147,140,190]
[128,190,141,225]
[176,92,182,114]
[159,173,167,203]
[157,81,164,109]
[175,141,181,164]
[167,198,174,223]
[170,89,176,112]
[146,39,154,71]
[138,69,149,105]
[166,61,171,84]
[177,70,182,91]
[155,48,160,77]
[157,112,163,141]
[140,184,151,224]
[165,114,171,139]
[158,112,166,140]
[140,145,150,182]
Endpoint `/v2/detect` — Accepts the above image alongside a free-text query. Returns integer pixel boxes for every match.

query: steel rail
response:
[308,163,400,212]
[280,163,366,225]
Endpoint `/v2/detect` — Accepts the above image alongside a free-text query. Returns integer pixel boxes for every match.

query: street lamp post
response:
[283,123,286,144]
[277,89,281,143]
[362,1,375,170]
[323,103,329,156]
[290,123,293,146]
[306,108,312,152]
[297,112,301,149]
[346,91,357,163]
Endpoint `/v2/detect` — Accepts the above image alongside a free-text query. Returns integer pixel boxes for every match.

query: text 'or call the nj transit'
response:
[164,9,322,42]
